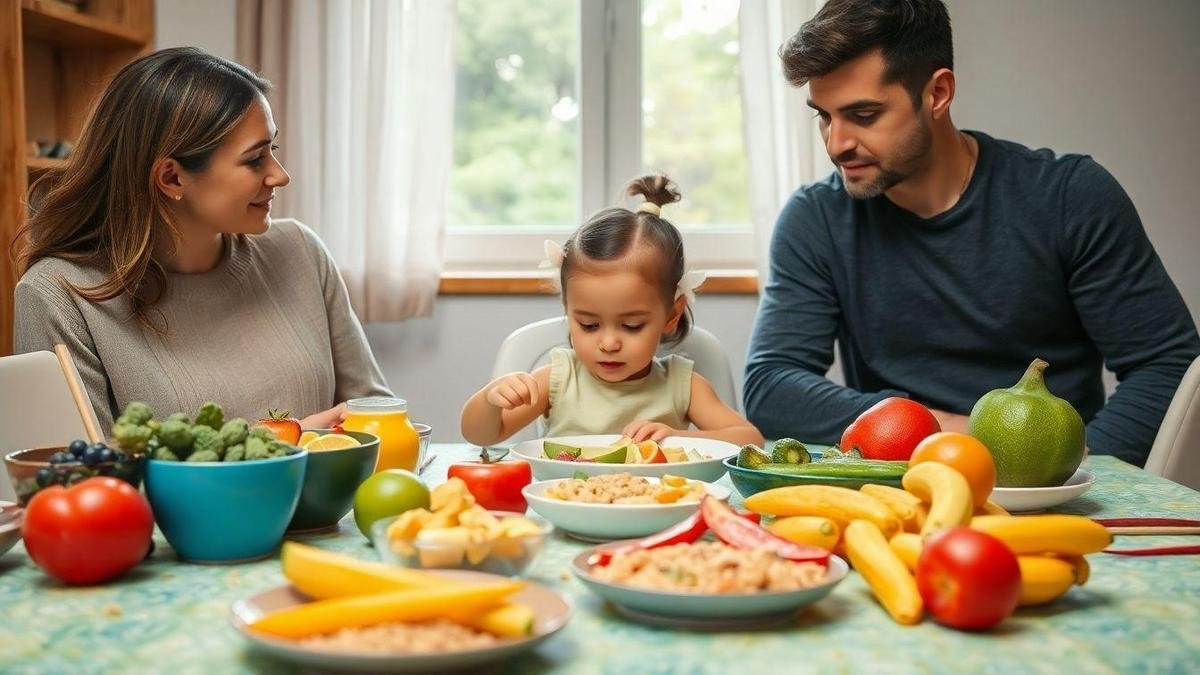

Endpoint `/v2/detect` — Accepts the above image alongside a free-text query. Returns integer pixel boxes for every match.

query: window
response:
[445,0,753,272]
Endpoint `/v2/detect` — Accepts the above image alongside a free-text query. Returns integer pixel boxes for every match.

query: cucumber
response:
[737,444,771,469]
[754,461,907,479]
[771,438,811,464]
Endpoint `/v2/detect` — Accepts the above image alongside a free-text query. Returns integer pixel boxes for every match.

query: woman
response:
[14,47,391,431]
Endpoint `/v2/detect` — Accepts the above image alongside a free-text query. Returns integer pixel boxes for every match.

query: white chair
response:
[1144,355,1200,490]
[0,350,103,502]
[491,316,738,437]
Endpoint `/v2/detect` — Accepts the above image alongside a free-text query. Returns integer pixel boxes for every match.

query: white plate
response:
[510,435,738,483]
[990,469,1095,512]
[229,571,571,673]
[571,547,848,625]
[523,478,730,540]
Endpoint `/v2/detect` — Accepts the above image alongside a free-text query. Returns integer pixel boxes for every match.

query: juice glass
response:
[342,397,420,473]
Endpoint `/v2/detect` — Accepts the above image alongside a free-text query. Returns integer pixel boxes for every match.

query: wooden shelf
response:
[438,270,759,295]
[26,156,66,172]
[21,0,148,49]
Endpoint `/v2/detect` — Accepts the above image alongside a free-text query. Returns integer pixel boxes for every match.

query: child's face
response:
[564,267,683,383]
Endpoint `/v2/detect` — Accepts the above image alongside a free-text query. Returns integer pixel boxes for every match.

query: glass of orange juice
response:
[342,397,420,473]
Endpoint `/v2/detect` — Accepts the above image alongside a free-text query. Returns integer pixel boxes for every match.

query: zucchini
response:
[754,461,907,479]
[737,444,771,469]
[771,438,810,464]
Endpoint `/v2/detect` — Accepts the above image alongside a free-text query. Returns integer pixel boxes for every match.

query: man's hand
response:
[930,409,970,433]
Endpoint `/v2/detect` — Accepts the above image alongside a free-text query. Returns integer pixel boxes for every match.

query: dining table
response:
[0,444,1198,674]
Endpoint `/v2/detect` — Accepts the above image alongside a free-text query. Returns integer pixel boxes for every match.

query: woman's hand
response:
[486,372,540,410]
[300,402,348,430]
[622,420,678,442]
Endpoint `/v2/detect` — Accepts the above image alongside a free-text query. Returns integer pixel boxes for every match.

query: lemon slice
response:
[297,431,319,447]
[302,433,359,452]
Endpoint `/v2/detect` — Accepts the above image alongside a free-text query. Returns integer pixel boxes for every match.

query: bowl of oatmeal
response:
[523,474,730,541]
[571,541,848,625]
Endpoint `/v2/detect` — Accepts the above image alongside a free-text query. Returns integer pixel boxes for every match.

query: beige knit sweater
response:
[14,219,392,432]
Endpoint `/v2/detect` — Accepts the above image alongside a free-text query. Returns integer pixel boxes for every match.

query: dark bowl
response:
[287,430,380,532]
[723,455,905,499]
[5,445,146,506]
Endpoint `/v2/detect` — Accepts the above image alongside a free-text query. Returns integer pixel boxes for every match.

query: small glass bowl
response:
[5,445,146,506]
[413,423,432,470]
[370,510,552,577]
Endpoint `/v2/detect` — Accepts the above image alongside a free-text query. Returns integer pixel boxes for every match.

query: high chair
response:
[491,316,738,438]
[1144,354,1200,490]
[0,348,104,502]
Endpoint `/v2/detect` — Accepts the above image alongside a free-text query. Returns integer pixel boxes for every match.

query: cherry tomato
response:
[22,477,154,585]
[916,527,1021,630]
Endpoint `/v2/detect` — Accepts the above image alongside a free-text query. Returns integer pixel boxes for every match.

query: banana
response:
[1017,555,1077,606]
[1066,554,1090,586]
[765,516,840,551]
[844,520,923,625]
[970,515,1112,555]
[975,500,1010,516]
[744,485,901,537]
[860,484,922,532]
[901,462,973,536]
[889,532,924,572]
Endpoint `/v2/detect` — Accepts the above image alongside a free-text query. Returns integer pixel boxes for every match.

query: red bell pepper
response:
[588,509,708,567]
[701,496,830,566]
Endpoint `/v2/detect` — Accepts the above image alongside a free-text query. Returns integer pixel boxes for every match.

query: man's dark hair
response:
[779,0,953,107]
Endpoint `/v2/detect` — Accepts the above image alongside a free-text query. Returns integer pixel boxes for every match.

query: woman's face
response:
[176,95,290,236]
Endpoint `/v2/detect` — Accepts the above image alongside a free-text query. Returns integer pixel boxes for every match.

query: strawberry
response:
[257,409,302,445]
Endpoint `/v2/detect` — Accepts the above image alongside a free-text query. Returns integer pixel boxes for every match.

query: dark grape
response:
[49,452,73,465]
[82,447,103,466]
[69,440,88,457]
[35,467,54,487]
[98,448,117,463]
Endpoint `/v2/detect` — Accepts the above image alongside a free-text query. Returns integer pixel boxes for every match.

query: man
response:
[743,0,1198,466]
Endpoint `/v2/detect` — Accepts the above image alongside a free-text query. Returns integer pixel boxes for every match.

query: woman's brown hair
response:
[15,47,271,332]
[560,174,693,346]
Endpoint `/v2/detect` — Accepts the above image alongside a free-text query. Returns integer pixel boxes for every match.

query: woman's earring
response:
[174,195,182,201]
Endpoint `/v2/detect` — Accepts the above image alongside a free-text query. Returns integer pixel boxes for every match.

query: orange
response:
[910,432,996,508]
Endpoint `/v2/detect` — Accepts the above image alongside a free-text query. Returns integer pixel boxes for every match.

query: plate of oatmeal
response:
[523,474,731,540]
[230,569,572,673]
[570,541,848,627]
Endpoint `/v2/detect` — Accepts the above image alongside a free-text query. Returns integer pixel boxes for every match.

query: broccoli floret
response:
[119,402,154,426]
[244,436,271,461]
[152,447,180,462]
[146,419,161,434]
[219,418,249,447]
[157,419,195,452]
[249,426,277,442]
[224,444,246,462]
[194,402,224,430]
[166,412,190,424]
[113,423,154,453]
[191,425,225,458]
[186,449,221,463]
[266,440,293,458]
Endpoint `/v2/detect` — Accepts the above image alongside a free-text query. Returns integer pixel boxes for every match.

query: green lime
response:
[353,469,431,538]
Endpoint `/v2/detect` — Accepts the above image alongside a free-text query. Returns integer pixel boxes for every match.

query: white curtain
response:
[237,0,456,321]
[738,0,829,283]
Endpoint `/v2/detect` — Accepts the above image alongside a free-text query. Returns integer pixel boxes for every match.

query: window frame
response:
[443,0,756,275]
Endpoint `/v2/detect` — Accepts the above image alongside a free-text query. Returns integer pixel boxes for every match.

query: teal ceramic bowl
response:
[145,451,308,563]
[287,430,379,532]
[723,456,905,499]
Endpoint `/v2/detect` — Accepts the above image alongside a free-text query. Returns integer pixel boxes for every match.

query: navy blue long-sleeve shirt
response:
[744,131,1199,466]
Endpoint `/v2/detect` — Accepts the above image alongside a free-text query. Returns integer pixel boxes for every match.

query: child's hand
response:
[622,420,677,442]
[485,372,540,411]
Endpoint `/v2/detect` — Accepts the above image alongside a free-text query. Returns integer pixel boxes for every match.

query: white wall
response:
[155,0,236,60]
[153,0,1198,442]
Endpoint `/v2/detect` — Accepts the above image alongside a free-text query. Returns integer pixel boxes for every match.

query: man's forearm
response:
[743,363,904,443]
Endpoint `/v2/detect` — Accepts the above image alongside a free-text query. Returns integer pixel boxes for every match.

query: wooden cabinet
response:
[0,0,154,355]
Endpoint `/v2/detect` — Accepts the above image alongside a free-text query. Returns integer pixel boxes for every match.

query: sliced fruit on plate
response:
[661,446,688,463]
[543,441,581,460]
[637,441,667,464]
[297,431,319,447]
[579,445,629,463]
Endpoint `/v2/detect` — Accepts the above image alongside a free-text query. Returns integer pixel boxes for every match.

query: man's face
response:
[808,50,932,198]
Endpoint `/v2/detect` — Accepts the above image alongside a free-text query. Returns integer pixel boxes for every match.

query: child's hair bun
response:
[625,174,682,210]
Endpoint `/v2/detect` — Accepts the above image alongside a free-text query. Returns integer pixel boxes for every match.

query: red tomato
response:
[21,477,154,585]
[446,460,532,513]
[916,527,1021,630]
[841,397,941,461]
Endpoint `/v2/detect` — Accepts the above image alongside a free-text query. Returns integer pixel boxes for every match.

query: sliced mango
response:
[281,542,445,600]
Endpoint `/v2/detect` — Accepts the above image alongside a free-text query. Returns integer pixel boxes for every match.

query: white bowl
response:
[990,469,1095,512]
[523,478,730,541]
[510,435,738,483]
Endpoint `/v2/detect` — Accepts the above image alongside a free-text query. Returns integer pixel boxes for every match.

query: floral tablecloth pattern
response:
[0,449,1197,674]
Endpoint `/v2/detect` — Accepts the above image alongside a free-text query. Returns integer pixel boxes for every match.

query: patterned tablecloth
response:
[0,447,1197,674]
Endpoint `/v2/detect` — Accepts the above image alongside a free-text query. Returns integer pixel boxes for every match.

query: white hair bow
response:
[540,240,565,271]
[676,270,707,305]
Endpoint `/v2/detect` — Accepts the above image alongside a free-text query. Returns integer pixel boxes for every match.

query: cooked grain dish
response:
[545,472,702,504]
[298,619,499,654]
[591,542,827,593]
